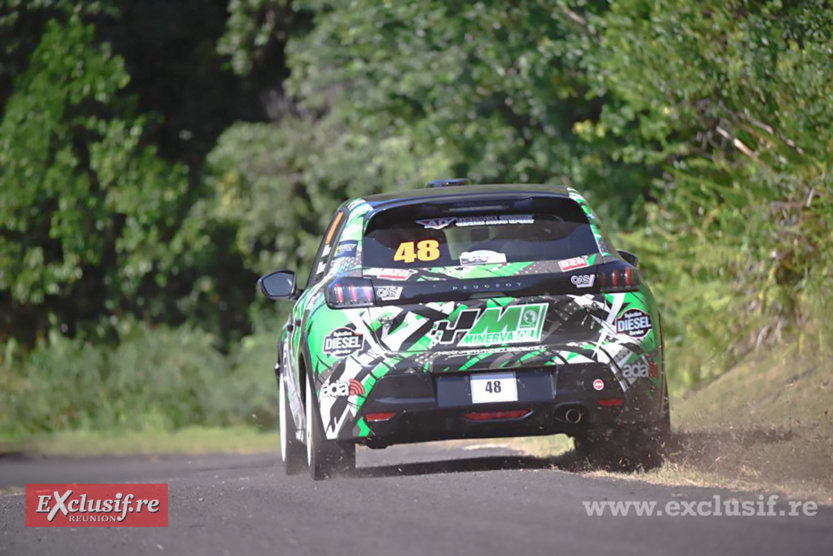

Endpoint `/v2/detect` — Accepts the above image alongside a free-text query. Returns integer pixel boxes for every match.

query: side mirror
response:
[258,271,297,300]
[618,250,639,268]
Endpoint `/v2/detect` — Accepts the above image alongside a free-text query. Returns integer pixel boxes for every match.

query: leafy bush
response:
[0,323,278,440]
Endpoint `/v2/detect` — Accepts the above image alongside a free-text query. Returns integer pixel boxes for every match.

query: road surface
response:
[1,441,830,555]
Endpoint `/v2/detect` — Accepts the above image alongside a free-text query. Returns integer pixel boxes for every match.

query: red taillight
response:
[463,409,532,421]
[364,412,396,423]
[597,264,640,293]
[597,399,624,407]
[326,278,375,308]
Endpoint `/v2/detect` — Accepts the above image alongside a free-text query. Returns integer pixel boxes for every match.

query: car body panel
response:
[274,186,665,445]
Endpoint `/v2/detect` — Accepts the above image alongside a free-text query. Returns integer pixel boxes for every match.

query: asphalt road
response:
[1,441,830,555]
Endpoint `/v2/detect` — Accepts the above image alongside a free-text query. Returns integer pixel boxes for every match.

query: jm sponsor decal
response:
[432,303,548,348]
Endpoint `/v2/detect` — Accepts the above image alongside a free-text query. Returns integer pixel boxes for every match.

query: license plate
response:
[470,372,518,404]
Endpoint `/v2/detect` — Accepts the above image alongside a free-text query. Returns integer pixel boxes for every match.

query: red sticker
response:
[559,256,590,272]
[26,484,168,527]
[592,378,605,391]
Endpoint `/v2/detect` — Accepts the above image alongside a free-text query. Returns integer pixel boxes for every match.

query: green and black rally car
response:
[259,181,670,479]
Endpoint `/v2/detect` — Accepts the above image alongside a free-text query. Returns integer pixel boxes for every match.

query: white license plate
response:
[470,372,518,404]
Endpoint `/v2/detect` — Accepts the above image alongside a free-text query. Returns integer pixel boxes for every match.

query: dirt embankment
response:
[515,346,833,503]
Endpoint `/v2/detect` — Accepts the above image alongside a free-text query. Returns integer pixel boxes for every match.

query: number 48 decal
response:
[394,240,440,264]
[484,380,502,394]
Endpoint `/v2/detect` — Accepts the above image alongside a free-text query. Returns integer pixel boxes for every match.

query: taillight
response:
[364,412,396,423]
[326,278,375,308]
[597,264,640,293]
[463,409,532,421]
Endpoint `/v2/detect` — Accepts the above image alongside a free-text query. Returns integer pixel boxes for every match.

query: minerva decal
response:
[615,308,653,338]
[432,303,548,348]
[322,328,365,358]
[559,256,590,271]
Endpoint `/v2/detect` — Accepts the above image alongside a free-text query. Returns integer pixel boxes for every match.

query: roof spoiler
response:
[427,178,470,188]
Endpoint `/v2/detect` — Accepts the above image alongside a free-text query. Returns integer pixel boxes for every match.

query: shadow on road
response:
[349,451,589,479]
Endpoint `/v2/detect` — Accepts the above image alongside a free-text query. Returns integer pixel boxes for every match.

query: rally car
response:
[259,181,670,480]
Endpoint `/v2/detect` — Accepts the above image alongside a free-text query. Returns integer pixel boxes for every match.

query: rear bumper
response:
[351,363,663,447]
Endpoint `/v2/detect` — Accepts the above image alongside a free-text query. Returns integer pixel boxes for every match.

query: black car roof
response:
[361,184,575,210]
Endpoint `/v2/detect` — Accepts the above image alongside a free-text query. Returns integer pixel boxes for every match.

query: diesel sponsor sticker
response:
[323,328,364,358]
[26,484,168,527]
[615,309,653,338]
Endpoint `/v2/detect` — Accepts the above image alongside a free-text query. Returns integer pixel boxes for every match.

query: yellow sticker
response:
[394,240,440,263]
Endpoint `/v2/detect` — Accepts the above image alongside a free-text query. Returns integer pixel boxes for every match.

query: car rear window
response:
[362,198,599,269]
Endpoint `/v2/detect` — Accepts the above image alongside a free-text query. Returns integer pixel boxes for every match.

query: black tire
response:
[575,382,671,471]
[279,371,306,475]
[304,374,356,481]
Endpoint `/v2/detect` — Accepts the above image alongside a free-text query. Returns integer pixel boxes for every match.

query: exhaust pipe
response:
[564,407,584,424]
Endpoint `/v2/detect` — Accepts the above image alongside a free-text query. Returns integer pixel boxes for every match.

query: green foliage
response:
[0,323,277,439]
[0,17,195,342]
[283,0,833,388]
[586,0,833,384]
[287,0,645,224]
[203,115,452,279]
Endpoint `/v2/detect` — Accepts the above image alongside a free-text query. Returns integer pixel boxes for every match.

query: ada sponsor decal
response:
[615,308,653,338]
[376,285,403,301]
[620,360,649,380]
[432,303,548,348]
[321,378,365,398]
[416,217,456,230]
[570,274,595,288]
[323,328,364,358]
[559,256,590,272]
[26,484,168,527]
[364,268,417,281]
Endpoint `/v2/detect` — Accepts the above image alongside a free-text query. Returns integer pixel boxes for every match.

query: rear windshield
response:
[362,199,599,269]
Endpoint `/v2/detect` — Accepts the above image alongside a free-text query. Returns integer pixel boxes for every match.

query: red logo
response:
[348,379,365,396]
[26,484,168,527]
[558,256,590,272]
[378,268,416,281]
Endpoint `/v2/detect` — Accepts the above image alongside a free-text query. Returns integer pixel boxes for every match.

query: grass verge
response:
[511,345,833,503]
[0,426,278,457]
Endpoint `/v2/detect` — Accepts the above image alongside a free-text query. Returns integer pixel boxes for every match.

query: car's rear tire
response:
[575,382,671,471]
[305,374,356,481]
[279,372,306,475]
